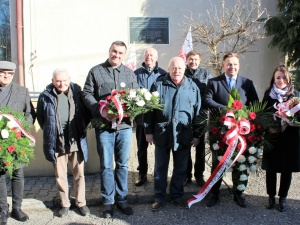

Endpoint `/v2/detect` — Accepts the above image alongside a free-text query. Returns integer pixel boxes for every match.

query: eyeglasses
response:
[0,71,14,76]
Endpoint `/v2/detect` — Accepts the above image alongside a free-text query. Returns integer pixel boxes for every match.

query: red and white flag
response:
[125,42,136,71]
[178,27,193,62]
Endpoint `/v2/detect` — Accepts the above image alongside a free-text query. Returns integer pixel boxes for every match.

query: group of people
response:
[0,40,299,224]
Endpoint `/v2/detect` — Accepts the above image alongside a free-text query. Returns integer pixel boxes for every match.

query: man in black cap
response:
[0,61,35,224]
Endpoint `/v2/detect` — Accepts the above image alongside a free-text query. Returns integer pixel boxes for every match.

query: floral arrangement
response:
[208,90,270,190]
[274,97,300,130]
[0,107,35,177]
[188,89,274,207]
[91,85,164,128]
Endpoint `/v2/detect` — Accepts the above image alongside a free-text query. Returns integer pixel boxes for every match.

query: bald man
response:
[144,57,201,211]
[134,47,166,186]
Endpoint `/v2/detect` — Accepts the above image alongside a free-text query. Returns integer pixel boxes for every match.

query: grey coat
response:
[0,83,34,124]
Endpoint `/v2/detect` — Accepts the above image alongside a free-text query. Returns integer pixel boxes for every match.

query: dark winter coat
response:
[144,74,201,151]
[36,83,89,164]
[82,59,138,130]
[262,92,300,172]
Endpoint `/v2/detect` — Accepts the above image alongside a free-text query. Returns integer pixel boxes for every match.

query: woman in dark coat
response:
[262,65,300,212]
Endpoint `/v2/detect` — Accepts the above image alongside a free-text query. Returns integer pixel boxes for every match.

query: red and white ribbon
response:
[1,113,36,144]
[188,110,250,208]
[98,89,124,125]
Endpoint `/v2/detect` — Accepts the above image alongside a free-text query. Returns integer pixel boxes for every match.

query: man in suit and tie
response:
[204,52,259,208]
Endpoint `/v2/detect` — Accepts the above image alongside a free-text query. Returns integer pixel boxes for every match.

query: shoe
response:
[265,196,275,209]
[11,208,29,222]
[116,202,133,215]
[58,207,69,217]
[184,178,192,186]
[278,198,286,212]
[233,192,247,208]
[78,205,90,216]
[170,199,188,209]
[151,201,164,211]
[195,177,206,187]
[0,210,8,225]
[206,193,219,207]
[135,175,147,186]
[103,204,114,218]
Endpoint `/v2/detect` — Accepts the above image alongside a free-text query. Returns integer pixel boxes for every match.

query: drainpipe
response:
[16,0,24,86]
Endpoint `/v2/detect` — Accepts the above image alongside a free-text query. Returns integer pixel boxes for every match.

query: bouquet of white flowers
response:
[91,88,163,128]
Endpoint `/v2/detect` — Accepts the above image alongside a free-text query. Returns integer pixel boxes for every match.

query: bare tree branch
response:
[182,0,268,76]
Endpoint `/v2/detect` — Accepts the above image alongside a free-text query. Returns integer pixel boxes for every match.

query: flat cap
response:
[0,61,16,70]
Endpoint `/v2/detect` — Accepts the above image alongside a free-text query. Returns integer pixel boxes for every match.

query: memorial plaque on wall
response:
[129,17,169,44]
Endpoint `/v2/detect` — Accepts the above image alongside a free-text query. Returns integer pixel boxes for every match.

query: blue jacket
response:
[134,62,166,125]
[36,83,89,163]
[144,74,201,151]
[134,62,167,89]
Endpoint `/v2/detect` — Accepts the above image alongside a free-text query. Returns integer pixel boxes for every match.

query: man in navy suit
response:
[204,52,259,208]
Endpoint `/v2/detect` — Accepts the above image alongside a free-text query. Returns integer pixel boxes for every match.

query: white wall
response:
[8,0,282,175]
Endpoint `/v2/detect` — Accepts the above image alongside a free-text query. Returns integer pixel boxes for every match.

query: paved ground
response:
[4,130,300,224]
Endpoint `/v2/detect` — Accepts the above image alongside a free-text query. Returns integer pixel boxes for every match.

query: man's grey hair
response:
[143,47,158,58]
[52,69,70,79]
[168,57,185,69]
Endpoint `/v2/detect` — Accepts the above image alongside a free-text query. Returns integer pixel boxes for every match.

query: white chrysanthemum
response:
[129,89,136,98]
[239,174,248,181]
[249,164,257,172]
[212,143,219,150]
[238,164,247,171]
[237,155,246,163]
[248,146,257,154]
[248,156,257,164]
[237,184,246,191]
[7,120,18,129]
[1,129,9,138]
[144,92,152,101]
[152,91,159,97]
[140,88,147,94]
[120,82,126,88]
[217,156,223,161]
[136,100,145,107]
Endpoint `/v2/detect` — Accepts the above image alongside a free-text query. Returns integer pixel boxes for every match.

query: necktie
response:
[229,78,234,90]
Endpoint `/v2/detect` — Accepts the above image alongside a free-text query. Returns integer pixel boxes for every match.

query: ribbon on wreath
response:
[1,113,36,144]
[274,100,300,118]
[99,89,124,125]
[187,110,250,208]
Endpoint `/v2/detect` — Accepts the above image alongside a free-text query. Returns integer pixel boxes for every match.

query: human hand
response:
[101,108,117,121]
[146,134,154,145]
[192,138,200,147]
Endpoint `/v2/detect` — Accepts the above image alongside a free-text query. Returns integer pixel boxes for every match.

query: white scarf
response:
[269,83,288,103]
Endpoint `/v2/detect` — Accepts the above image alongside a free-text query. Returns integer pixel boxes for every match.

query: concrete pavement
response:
[4,130,300,224]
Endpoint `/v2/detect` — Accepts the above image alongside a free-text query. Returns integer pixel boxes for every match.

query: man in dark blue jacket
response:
[184,50,212,187]
[134,47,166,186]
[204,52,259,208]
[144,57,201,211]
[37,69,90,218]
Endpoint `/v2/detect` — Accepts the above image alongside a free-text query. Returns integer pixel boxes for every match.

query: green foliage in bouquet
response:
[0,107,35,178]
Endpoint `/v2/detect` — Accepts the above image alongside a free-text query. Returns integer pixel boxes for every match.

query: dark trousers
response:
[136,125,149,176]
[266,170,292,198]
[210,150,247,195]
[0,168,24,211]
[187,135,205,179]
[154,146,189,202]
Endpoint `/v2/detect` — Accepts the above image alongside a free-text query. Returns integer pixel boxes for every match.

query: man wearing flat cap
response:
[0,61,35,224]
